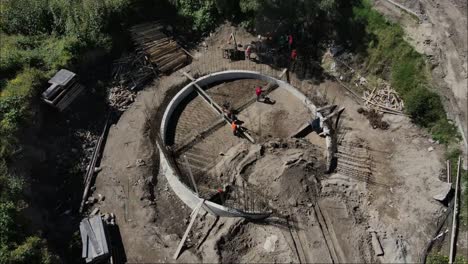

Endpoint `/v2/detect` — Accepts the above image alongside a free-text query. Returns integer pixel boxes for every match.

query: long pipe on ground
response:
[382,0,421,19]
[449,156,461,263]
[79,114,110,213]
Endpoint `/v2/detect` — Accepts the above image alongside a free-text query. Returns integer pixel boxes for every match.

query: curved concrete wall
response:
[159,70,331,218]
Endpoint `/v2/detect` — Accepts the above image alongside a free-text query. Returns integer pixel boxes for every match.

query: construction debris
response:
[363,86,404,114]
[112,53,156,91]
[371,232,384,256]
[108,86,136,111]
[130,22,189,74]
[432,182,452,202]
[357,108,389,130]
[90,207,100,216]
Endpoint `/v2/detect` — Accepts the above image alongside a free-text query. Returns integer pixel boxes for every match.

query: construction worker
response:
[255,86,263,102]
[245,45,252,60]
[291,49,297,61]
[287,34,293,50]
[231,120,239,136]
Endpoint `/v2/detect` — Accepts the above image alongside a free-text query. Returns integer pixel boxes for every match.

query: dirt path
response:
[308,79,448,262]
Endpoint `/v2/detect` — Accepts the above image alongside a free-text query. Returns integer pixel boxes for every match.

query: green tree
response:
[176,0,219,31]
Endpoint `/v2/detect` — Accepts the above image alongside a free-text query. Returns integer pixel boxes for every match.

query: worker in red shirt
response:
[288,34,293,50]
[255,86,263,102]
[291,49,297,61]
[245,45,252,60]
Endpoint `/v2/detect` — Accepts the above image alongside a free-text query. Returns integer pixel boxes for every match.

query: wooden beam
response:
[278,68,288,80]
[180,71,255,143]
[79,115,111,213]
[449,156,462,264]
[447,160,451,183]
[173,200,205,260]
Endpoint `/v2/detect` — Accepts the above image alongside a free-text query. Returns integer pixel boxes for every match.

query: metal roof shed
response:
[80,215,110,263]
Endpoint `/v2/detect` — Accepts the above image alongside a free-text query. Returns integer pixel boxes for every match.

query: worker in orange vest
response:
[231,120,239,136]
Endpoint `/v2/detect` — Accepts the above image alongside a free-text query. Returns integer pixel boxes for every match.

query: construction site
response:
[1,0,467,263]
[73,21,466,263]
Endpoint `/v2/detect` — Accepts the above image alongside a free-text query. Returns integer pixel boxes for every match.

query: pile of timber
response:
[130,22,188,74]
[112,53,155,91]
[363,86,404,115]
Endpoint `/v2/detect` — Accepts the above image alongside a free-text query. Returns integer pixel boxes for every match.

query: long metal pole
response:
[449,156,461,263]
[447,160,451,183]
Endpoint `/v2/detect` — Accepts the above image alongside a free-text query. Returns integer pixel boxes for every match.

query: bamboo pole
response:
[449,156,461,263]
[447,160,451,183]
[79,114,111,213]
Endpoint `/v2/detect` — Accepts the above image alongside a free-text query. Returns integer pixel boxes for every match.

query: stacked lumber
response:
[130,22,188,74]
[112,53,155,91]
[363,85,405,115]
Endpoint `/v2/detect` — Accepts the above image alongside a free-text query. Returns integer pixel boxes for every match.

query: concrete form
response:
[159,70,334,218]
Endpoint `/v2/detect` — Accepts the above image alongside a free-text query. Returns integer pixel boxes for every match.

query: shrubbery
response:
[0,0,131,262]
[176,0,219,32]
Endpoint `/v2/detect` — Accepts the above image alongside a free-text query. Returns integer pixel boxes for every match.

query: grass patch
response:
[427,253,467,264]
[353,0,459,144]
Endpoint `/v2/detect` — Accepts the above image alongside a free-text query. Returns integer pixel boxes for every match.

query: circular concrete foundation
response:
[158,70,330,218]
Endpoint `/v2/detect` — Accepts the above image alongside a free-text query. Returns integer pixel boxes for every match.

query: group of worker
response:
[244,33,297,62]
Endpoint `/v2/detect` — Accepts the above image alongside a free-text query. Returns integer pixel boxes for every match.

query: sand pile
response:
[209,138,325,213]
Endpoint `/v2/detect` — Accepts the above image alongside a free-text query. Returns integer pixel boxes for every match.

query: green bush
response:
[431,118,460,144]
[176,0,219,32]
[8,236,58,264]
[404,87,444,127]
[427,253,468,264]
[0,201,16,246]
[0,0,132,262]
[0,68,45,157]
[39,36,80,74]
[0,34,43,77]
[0,0,52,35]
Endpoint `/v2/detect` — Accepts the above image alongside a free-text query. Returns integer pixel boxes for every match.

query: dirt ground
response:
[86,23,457,263]
[374,0,468,259]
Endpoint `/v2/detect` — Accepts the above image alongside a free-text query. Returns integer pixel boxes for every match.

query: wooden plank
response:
[180,71,256,144]
[82,219,102,256]
[173,200,205,260]
[278,68,288,79]
[57,84,84,111]
[447,160,451,183]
